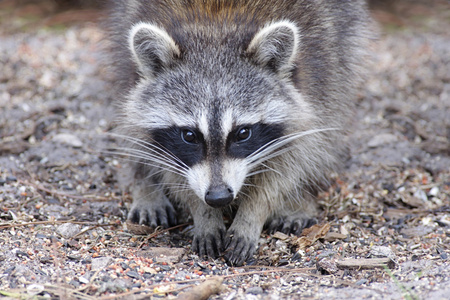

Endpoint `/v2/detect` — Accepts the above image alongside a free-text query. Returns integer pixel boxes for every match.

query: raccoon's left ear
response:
[128,22,181,79]
[246,20,299,78]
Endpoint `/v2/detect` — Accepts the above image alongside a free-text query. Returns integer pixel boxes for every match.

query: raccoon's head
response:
[124,20,315,208]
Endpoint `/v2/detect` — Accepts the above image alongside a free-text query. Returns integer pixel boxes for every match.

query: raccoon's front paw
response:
[223,230,258,266]
[127,197,177,228]
[192,227,226,259]
[266,215,318,236]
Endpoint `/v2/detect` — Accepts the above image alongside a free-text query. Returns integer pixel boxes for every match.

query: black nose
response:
[205,186,234,208]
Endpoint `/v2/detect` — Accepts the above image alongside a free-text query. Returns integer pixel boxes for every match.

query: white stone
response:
[368,133,398,148]
[92,257,114,271]
[56,223,81,239]
[53,133,83,148]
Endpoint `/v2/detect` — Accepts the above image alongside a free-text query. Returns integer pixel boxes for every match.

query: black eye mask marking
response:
[152,127,204,167]
[150,123,284,167]
[227,123,285,159]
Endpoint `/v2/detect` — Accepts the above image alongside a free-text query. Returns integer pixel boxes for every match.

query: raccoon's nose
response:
[205,186,234,208]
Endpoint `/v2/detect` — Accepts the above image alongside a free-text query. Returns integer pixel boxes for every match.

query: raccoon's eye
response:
[181,129,198,144]
[236,127,251,142]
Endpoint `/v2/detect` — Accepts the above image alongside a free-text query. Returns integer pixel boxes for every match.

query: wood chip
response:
[176,278,223,300]
[137,247,186,263]
[272,231,290,241]
[324,232,347,242]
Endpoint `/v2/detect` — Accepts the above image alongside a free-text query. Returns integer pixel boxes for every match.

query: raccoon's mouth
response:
[204,185,234,208]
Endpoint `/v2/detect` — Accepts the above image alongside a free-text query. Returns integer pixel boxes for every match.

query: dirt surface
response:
[0,1,449,299]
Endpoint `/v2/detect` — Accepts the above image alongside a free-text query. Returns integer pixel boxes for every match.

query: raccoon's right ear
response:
[128,22,181,78]
[246,20,299,78]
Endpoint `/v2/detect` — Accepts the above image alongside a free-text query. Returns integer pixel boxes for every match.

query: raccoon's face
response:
[125,21,314,208]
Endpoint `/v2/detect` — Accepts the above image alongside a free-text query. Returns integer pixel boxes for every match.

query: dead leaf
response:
[126,220,155,235]
[292,223,331,250]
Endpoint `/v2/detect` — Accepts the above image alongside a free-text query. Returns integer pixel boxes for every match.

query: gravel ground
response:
[0,1,449,299]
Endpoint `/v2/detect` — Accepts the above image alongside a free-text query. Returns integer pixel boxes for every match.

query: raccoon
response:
[107,0,369,265]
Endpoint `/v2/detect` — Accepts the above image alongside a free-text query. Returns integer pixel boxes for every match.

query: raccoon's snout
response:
[205,185,234,208]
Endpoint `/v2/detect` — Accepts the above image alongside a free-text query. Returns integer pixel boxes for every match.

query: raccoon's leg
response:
[266,186,318,235]
[266,191,319,235]
[189,200,226,259]
[224,199,269,266]
[224,191,319,265]
[265,212,318,236]
[127,174,177,228]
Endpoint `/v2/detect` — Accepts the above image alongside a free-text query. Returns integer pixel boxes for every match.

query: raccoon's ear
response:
[128,22,181,78]
[246,20,299,77]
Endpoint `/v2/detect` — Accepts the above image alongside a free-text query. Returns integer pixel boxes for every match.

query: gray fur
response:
[107,0,370,266]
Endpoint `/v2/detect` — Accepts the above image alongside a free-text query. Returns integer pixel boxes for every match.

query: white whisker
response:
[115,146,187,172]
[242,182,258,188]
[103,150,188,178]
[248,145,297,171]
[110,133,189,170]
[246,128,338,167]
[247,128,337,162]
[246,168,271,177]
[102,132,192,179]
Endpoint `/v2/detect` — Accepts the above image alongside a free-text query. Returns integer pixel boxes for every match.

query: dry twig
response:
[336,258,395,269]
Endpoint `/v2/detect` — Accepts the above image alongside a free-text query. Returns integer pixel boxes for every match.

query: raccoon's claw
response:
[192,228,226,259]
[127,200,177,228]
[223,231,256,266]
[266,216,318,236]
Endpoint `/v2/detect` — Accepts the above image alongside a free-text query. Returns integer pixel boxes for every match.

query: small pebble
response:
[52,133,83,148]
[69,280,81,288]
[56,223,81,239]
[67,255,81,261]
[27,284,44,296]
[79,276,90,284]
[160,265,171,271]
[101,276,113,282]
[15,250,29,259]
[132,282,142,288]
[355,279,368,286]
[39,256,53,264]
[246,286,264,295]
[92,257,114,271]
[126,270,140,279]
[6,176,17,183]
[367,133,398,148]
[370,246,395,260]
[428,187,439,197]
[120,262,130,270]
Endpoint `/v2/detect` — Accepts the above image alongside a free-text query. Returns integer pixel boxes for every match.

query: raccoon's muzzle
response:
[205,185,234,208]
